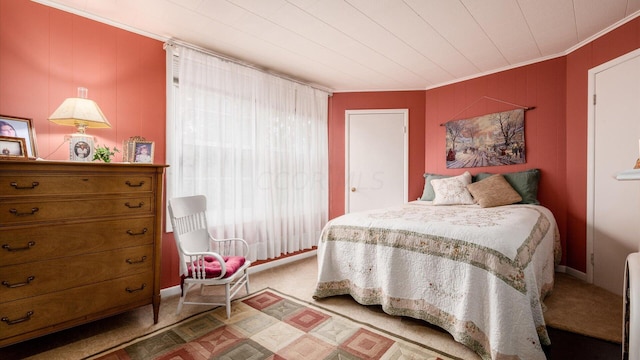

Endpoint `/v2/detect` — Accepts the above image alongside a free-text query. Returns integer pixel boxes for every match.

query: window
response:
[166,44,329,261]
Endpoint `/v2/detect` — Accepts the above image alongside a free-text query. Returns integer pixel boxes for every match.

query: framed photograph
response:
[0,136,28,160]
[132,140,154,163]
[69,135,94,162]
[0,115,38,159]
[122,136,146,162]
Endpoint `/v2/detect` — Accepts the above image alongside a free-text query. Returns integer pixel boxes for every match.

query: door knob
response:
[351,187,356,192]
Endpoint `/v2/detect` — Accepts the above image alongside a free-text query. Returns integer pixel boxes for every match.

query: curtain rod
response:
[164,39,333,95]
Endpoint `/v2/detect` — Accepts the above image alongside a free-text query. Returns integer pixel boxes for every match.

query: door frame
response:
[586,47,640,283]
[344,109,408,213]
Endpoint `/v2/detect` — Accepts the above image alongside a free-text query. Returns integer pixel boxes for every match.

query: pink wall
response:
[0,0,172,286]
[0,0,165,162]
[4,0,640,280]
[423,58,569,265]
[328,63,569,265]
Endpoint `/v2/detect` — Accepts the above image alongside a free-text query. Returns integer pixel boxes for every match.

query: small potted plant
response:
[93,144,119,163]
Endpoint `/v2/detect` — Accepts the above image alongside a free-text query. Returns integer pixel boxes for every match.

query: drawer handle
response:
[125,202,144,209]
[2,276,35,288]
[126,228,148,236]
[125,283,147,293]
[2,241,36,252]
[126,256,147,264]
[1,311,34,325]
[125,180,145,187]
[9,207,39,217]
[10,181,39,190]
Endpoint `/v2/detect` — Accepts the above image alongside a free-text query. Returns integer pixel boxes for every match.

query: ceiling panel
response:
[406,0,508,72]
[574,0,629,40]
[32,0,640,92]
[462,0,541,65]
[517,0,576,55]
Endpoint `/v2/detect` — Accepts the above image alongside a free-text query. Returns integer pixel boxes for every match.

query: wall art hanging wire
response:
[445,108,525,168]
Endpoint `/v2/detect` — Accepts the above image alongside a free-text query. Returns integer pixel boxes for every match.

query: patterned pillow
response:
[420,173,451,201]
[474,169,540,204]
[431,171,474,205]
[466,174,522,208]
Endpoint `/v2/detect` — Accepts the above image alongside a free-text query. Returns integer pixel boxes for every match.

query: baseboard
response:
[161,285,181,298]
[248,249,317,274]
[555,265,587,281]
[159,250,318,299]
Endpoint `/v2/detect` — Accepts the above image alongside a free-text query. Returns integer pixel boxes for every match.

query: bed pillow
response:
[475,168,540,204]
[431,171,475,205]
[420,173,451,201]
[466,174,522,208]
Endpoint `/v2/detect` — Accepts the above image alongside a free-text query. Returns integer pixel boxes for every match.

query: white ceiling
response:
[35,0,640,92]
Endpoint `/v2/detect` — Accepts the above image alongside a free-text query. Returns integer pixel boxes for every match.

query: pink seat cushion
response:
[186,256,246,279]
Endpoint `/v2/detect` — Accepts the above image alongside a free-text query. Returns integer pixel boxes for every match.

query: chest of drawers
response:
[0,160,166,347]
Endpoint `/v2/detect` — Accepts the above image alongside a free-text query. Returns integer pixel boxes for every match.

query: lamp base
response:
[67,133,95,161]
[635,158,640,169]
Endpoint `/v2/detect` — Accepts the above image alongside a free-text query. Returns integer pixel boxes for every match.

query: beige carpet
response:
[544,272,623,344]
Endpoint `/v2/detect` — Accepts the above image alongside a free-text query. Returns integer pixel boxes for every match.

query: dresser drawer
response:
[0,174,153,197]
[0,196,154,225]
[1,218,154,266]
[0,271,154,344]
[1,245,154,303]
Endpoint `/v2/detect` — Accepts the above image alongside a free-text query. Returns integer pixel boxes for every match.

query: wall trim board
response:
[555,265,587,282]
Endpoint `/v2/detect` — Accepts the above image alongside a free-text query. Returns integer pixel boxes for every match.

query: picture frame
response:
[69,135,94,162]
[0,114,38,159]
[0,136,28,160]
[122,136,146,162]
[132,140,154,163]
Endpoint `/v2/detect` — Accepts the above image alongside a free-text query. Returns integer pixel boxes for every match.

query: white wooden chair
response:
[168,195,251,318]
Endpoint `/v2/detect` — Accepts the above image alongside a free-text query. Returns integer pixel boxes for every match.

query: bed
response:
[313,170,561,360]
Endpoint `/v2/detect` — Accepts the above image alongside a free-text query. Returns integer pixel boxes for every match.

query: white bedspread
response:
[313,201,561,360]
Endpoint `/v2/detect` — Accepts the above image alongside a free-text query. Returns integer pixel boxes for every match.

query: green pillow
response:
[421,173,486,201]
[474,169,540,204]
[420,173,451,201]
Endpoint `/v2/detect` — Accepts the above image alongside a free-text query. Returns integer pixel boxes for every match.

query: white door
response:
[345,109,408,213]
[588,49,640,295]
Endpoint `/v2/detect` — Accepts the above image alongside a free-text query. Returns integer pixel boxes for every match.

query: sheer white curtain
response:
[166,45,329,261]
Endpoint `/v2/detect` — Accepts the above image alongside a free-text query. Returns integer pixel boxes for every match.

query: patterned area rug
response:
[86,288,458,360]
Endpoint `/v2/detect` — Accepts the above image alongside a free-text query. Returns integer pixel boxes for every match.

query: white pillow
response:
[431,171,474,205]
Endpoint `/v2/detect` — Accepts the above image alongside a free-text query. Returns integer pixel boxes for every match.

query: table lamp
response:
[48,87,111,161]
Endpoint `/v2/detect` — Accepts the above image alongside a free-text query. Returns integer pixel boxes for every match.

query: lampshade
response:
[48,87,111,134]
[48,87,111,162]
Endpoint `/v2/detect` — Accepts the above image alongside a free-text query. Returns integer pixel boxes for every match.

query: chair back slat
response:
[172,212,207,238]
[169,195,212,277]
[188,254,208,279]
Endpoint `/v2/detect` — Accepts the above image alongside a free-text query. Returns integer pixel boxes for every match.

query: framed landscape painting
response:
[445,109,525,169]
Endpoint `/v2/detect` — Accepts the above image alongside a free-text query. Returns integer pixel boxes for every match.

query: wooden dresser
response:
[0,160,166,347]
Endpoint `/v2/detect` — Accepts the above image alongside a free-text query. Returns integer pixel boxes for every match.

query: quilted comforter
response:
[313,201,561,360]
